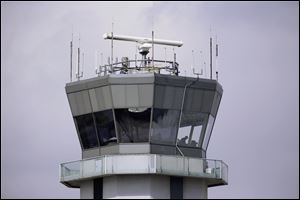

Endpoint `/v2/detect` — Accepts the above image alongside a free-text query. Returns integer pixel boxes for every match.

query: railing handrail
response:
[61,154,227,168]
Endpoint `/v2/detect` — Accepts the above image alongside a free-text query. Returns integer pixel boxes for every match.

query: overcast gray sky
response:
[1,1,299,199]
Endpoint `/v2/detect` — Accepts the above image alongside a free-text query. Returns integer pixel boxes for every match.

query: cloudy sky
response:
[1,1,299,199]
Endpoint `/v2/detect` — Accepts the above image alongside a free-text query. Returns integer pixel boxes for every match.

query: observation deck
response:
[60,154,228,188]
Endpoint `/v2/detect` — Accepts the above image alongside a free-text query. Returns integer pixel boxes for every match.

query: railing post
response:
[214,160,217,178]
[220,161,222,180]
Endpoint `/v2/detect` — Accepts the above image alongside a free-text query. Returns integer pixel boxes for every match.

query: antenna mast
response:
[77,36,80,80]
[70,29,73,82]
[152,30,154,67]
[111,20,114,74]
[216,36,219,81]
[210,37,212,80]
[76,34,83,81]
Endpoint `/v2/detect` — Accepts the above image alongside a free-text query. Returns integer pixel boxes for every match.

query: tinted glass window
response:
[75,113,98,149]
[94,110,117,146]
[115,108,151,143]
[202,115,215,150]
[177,112,207,148]
[177,126,191,146]
[151,109,180,145]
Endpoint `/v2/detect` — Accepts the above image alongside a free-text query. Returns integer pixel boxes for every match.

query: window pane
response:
[75,113,98,149]
[178,112,207,148]
[115,108,151,143]
[177,126,191,146]
[94,110,117,146]
[202,115,215,150]
[191,125,202,147]
[151,109,180,145]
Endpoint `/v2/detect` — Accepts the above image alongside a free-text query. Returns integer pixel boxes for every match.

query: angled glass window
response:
[151,109,180,145]
[177,112,207,148]
[115,108,151,143]
[75,113,98,149]
[202,114,215,150]
[94,109,117,146]
[177,126,192,146]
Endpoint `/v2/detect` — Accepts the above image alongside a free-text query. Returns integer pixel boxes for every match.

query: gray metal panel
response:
[211,92,222,117]
[89,86,112,112]
[183,88,204,112]
[100,145,119,155]
[153,85,164,108]
[66,76,109,93]
[150,144,176,155]
[154,73,220,91]
[154,85,183,110]
[111,84,141,108]
[111,85,126,108]
[125,85,139,107]
[176,147,203,158]
[82,148,101,159]
[138,84,154,107]
[193,89,205,112]
[119,143,150,154]
[201,90,215,113]
[109,73,155,84]
[68,90,92,116]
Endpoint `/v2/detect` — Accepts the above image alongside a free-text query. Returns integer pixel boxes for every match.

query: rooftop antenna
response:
[192,50,203,78]
[173,47,177,75]
[152,30,154,67]
[76,34,83,81]
[70,27,73,82]
[111,19,114,74]
[164,47,167,66]
[200,50,203,75]
[210,36,213,80]
[192,50,195,70]
[95,51,98,75]
[77,34,80,81]
[216,35,219,81]
[135,42,138,68]
[204,61,207,78]
[82,52,84,78]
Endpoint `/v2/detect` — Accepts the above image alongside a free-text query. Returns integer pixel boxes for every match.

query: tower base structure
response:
[80,175,207,199]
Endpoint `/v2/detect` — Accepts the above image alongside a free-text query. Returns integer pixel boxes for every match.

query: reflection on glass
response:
[202,115,215,150]
[115,108,151,143]
[151,109,180,145]
[177,112,207,148]
[94,110,116,146]
[75,114,98,149]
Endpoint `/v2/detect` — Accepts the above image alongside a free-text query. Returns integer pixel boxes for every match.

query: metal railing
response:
[60,154,228,185]
[95,59,179,76]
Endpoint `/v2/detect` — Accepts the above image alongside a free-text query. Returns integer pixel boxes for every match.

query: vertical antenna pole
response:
[101,52,104,76]
[210,37,212,80]
[204,61,207,78]
[77,47,80,80]
[70,36,73,82]
[164,47,167,65]
[216,36,219,81]
[152,30,154,66]
[192,50,195,73]
[78,35,81,80]
[111,21,114,73]
[80,52,84,79]
[135,42,138,68]
[95,51,97,75]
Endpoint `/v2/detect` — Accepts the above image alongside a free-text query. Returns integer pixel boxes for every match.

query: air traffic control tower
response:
[60,33,228,199]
